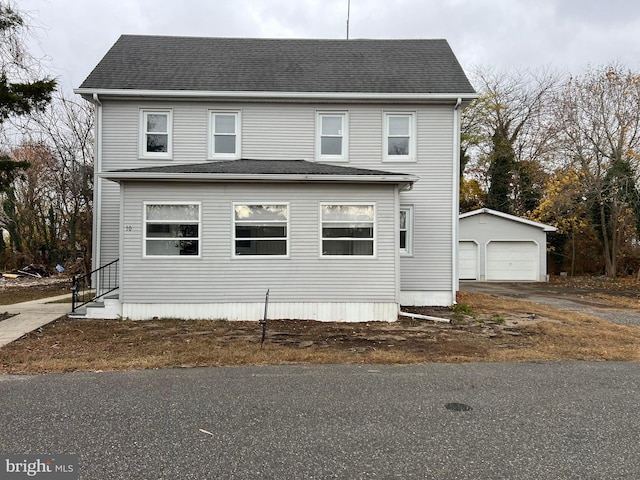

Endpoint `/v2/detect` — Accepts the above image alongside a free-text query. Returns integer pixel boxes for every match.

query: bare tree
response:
[0,0,54,139]
[552,64,640,277]
[0,1,55,262]
[462,67,560,214]
[16,93,94,271]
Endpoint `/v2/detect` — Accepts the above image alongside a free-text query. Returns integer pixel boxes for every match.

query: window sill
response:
[143,255,202,259]
[232,255,290,259]
[208,155,241,161]
[138,155,173,161]
[319,255,378,259]
[383,158,417,163]
[316,157,349,163]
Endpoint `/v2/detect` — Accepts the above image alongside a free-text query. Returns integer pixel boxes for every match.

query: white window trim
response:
[319,202,377,258]
[209,110,241,160]
[143,202,201,258]
[383,111,417,162]
[400,205,414,256]
[316,111,349,162]
[139,109,173,159]
[232,202,290,259]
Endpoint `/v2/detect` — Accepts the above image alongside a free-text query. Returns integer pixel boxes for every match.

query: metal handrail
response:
[71,259,119,312]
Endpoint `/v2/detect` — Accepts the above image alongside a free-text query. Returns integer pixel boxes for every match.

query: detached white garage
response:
[459,208,556,282]
[458,241,479,280]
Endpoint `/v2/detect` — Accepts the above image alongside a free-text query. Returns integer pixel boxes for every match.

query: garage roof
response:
[459,208,557,232]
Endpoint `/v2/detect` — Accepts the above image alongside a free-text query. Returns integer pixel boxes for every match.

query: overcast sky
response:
[18,0,640,94]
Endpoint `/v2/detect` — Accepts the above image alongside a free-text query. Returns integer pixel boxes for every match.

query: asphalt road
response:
[2,362,640,479]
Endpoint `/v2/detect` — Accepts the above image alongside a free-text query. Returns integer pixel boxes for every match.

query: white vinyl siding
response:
[316,111,348,162]
[390,106,455,296]
[122,302,399,322]
[120,182,398,304]
[100,101,456,300]
[233,203,289,257]
[96,179,120,269]
[328,105,456,299]
[209,110,241,159]
[139,109,172,158]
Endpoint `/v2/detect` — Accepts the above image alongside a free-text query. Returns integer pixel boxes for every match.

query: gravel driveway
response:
[460,281,640,327]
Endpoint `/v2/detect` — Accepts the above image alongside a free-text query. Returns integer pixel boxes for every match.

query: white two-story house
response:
[74,35,477,322]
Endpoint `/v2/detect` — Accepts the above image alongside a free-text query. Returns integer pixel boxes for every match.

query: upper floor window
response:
[140,109,172,158]
[210,111,241,159]
[234,204,288,257]
[321,203,375,256]
[384,112,416,162]
[399,205,413,256]
[144,203,200,257]
[316,112,348,162]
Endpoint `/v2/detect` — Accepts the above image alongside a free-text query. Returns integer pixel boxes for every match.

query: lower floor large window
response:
[321,203,375,256]
[234,204,288,256]
[144,203,200,256]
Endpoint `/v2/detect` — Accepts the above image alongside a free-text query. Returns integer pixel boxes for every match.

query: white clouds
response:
[16,0,640,92]
[243,0,352,38]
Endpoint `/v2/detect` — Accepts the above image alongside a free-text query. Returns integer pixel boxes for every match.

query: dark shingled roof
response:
[79,35,475,94]
[113,159,410,177]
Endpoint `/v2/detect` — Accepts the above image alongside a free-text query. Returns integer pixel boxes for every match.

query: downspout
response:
[394,184,401,316]
[92,94,103,274]
[452,97,462,303]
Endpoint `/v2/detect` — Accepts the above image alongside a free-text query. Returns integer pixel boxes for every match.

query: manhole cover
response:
[445,402,473,412]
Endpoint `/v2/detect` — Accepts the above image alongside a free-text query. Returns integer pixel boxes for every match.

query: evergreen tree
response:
[485,127,515,213]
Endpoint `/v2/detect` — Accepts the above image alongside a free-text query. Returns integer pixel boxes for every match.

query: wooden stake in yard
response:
[260,289,269,347]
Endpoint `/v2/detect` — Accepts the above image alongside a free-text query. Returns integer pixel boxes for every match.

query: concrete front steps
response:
[69,291,122,319]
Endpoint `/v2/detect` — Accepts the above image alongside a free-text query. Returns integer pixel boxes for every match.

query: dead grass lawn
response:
[0,277,70,305]
[1,291,638,374]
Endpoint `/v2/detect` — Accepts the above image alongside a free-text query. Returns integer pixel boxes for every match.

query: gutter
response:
[97,172,419,186]
[75,88,479,103]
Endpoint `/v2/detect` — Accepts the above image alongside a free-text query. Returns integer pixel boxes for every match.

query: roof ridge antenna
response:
[346,0,351,39]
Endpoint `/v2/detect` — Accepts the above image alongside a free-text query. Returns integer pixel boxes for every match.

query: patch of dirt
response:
[0,313,528,374]
[1,276,639,374]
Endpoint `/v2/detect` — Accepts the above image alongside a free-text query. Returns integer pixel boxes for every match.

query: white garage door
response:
[458,241,479,280]
[486,241,537,281]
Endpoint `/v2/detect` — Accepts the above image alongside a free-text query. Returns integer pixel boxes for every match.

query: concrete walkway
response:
[0,293,72,348]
